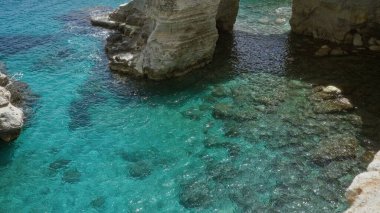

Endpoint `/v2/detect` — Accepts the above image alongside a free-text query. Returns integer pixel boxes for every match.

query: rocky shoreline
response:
[0,63,26,143]
[345,151,380,212]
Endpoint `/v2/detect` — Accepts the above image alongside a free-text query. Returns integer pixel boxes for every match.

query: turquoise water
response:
[1,0,380,212]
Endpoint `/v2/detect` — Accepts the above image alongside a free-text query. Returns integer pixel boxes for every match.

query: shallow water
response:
[1,0,380,212]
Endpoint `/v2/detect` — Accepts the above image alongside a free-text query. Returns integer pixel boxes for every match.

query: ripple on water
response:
[1,0,380,212]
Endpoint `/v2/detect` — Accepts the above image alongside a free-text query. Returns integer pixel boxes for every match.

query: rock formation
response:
[346,151,380,212]
[0,63,24,142]
[291,0,380,45]
[91,0,239,80]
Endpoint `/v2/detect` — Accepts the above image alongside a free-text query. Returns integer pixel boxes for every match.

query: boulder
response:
[346,151,380,213]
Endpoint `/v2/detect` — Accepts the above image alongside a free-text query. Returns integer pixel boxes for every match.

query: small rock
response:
[368,37,377,45]
[181,108,202,120]
[275,18,286,25]
[369,45,380,51]
[330,47,347,56]
[49,159,71,171]
[258,17,270,24]
[315,45,331,57]
[353,33,363,46]
[322,86,342,95]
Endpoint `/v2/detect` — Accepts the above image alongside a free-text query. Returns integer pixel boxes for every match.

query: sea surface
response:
[1,0,380,212]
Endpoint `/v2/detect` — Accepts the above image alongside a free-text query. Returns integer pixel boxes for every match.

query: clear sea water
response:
[1,0,380,212]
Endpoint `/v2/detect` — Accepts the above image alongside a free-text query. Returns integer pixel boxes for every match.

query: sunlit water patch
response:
[0,0,380,212]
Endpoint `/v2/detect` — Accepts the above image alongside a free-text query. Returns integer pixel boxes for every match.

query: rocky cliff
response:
[291,0,380,45]
[346,151,380,212]
[91,0,239,80]
[0,63,24,142]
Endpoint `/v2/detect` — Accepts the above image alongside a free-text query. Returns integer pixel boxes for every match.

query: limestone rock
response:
[353,34,363,47]
[291,0,380,44]
[345,151,380,212]
[92,0,239,80]
[0,67,25,143]
[216,0,240,33]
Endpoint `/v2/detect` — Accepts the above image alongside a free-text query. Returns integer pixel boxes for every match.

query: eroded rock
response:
[92,0,239,80]
[346,151,380,212]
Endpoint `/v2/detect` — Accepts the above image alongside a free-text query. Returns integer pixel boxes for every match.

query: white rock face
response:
[92,0,239,80]
[345,151,380,213]
[291,0,380,44]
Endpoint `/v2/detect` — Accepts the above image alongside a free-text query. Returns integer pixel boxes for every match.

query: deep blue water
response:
[1,0,380,212]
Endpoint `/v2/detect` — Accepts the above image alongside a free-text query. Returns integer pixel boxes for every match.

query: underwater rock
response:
[203,137,240,157]
[229,186,258,210]
[121,148,158,163]
[224,126,240,138]
[181,108,202,120]
[313,98,354,114]
[323,161,355,180]
[212,103,257,121]
[128,160,152,179]
[179,180,213,209]
[211,86,230,98]
[92,0,239,80]
[206,161,240,182]
[49,159,71,171]
[311,135,360,164]
[90,196,106,209]
[62,168,81,183]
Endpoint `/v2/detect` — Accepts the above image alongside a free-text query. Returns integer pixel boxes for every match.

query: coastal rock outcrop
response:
[291,0,380,44]
[91,0,239,80]
[346,151,380,212]
[0,63,25,142]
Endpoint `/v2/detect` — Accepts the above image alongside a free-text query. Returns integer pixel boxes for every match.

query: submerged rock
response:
[206,161,240,182]
[90,196,106,209]
[62,168,81,183]
[179,180,213,209]
[181,108,202,120]
[49,159,71,171]
[311,135,360,164]
[128,161,152,179]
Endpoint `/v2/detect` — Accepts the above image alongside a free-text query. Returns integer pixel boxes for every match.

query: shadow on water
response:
[284,33,380,150]
[0,35,56,57]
